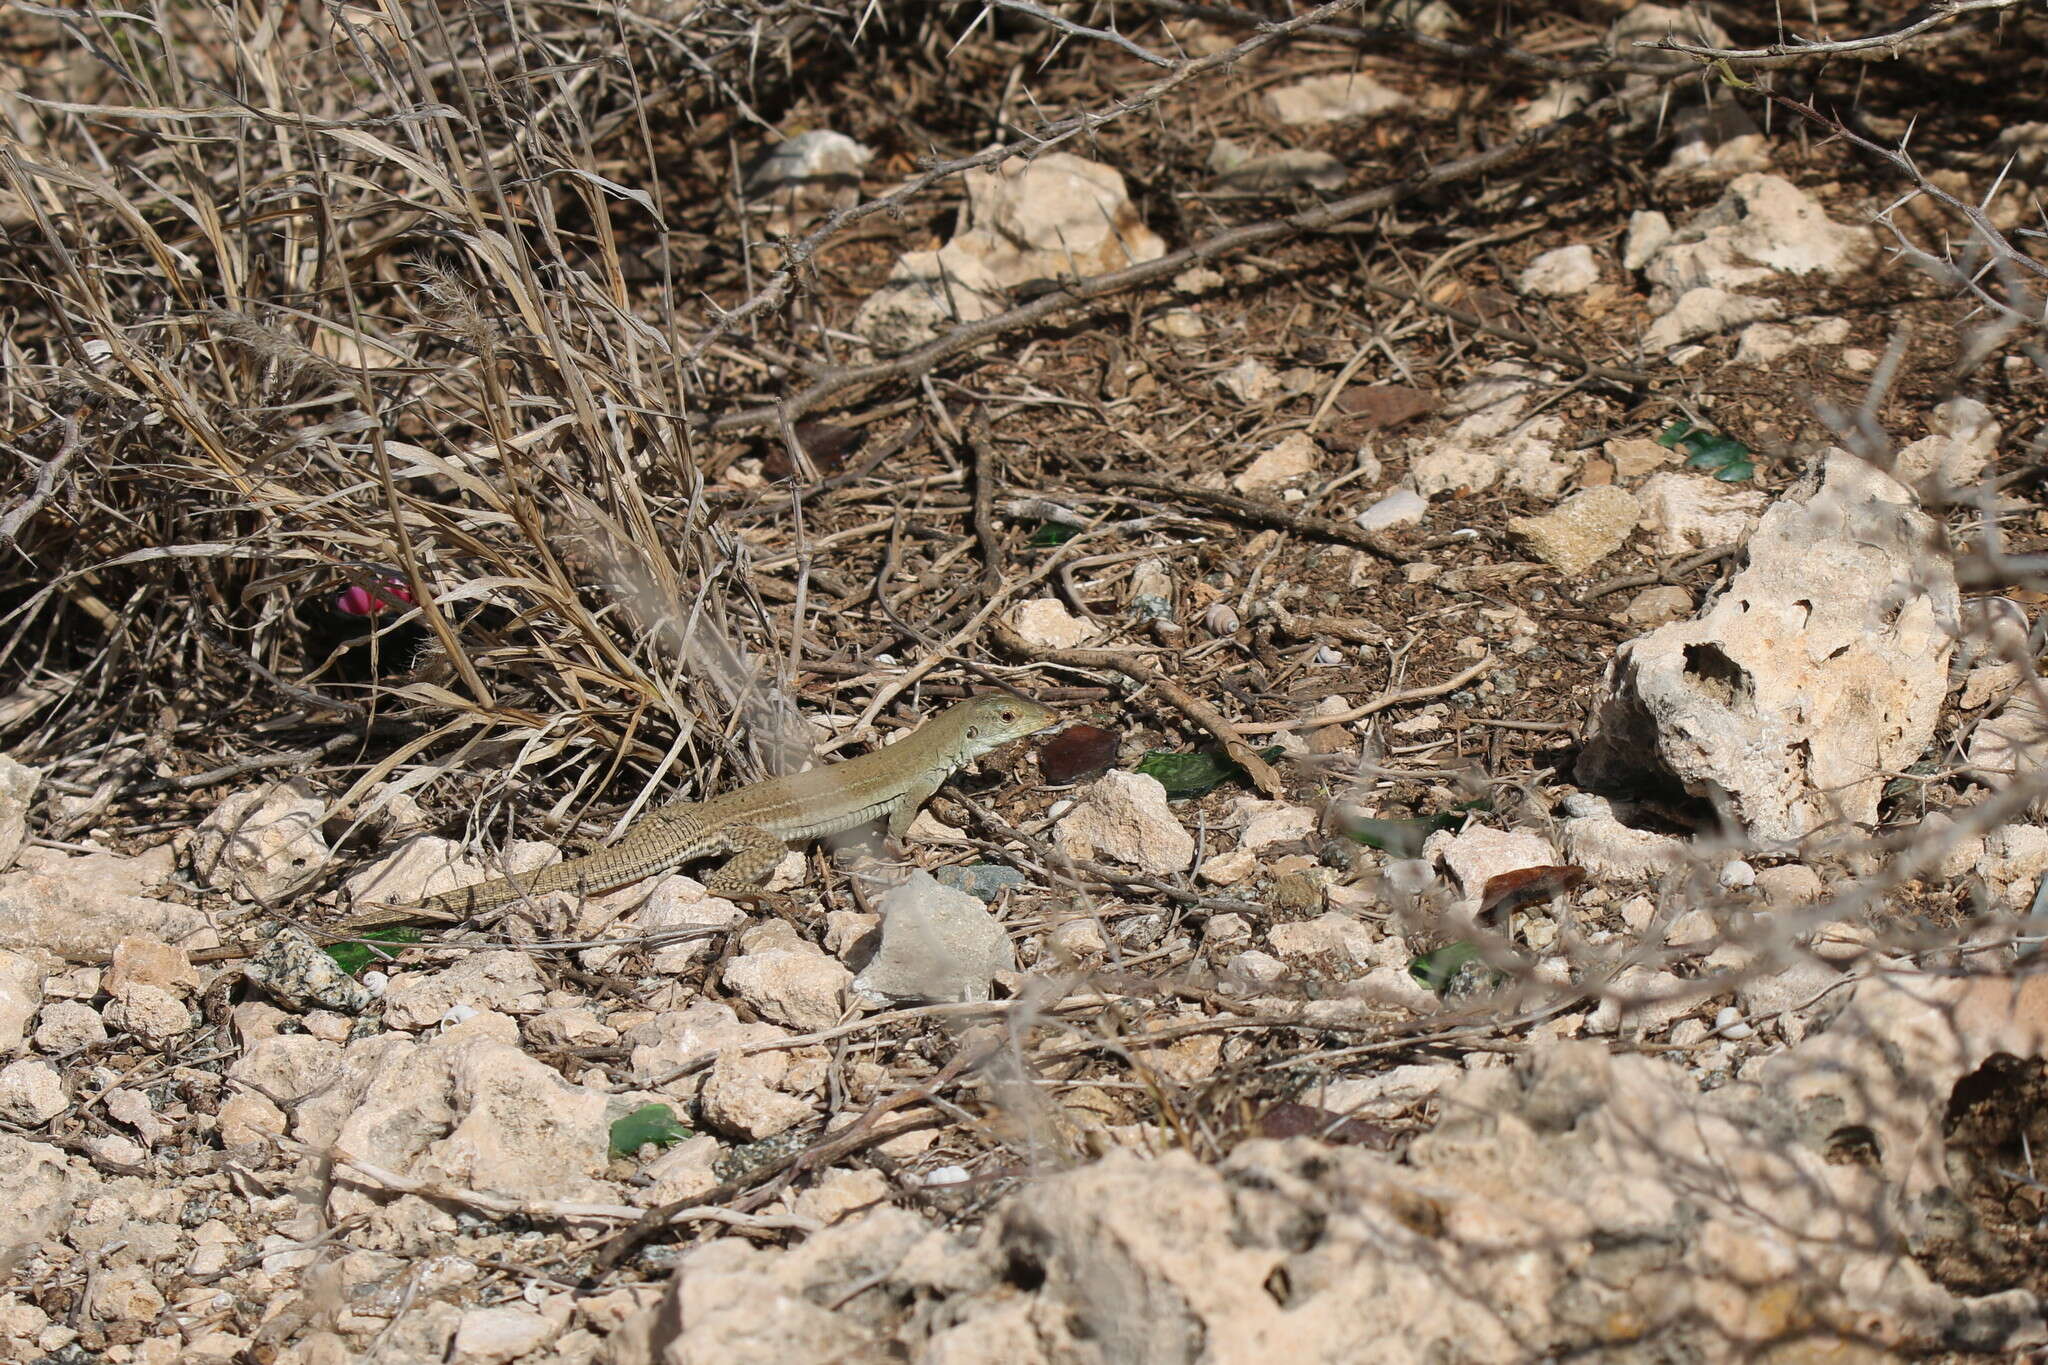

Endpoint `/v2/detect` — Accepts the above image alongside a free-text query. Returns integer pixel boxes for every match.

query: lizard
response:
[327,692,1059,937]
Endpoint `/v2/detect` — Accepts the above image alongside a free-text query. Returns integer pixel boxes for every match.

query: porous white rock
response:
[1424,824,1561,917]
[381,951,550,1030]
[191,779,329,900]
[1633,471,1766,555]
[723,931,853,1031]
[1642,286,1782,350]
[1508,485,1639,576]
[1643,174,1878,296]
[1581,453,1959,843]
[853,871,1015,1006]
[1232,432,1321,493]
[1894,396,2000,490]
[1008,598,1099,650]
[855,154,1163,354]
[1265,72,1408,124]
[1517,244,1600,298]
[1054,771,1194,875]
[0,756,37,872]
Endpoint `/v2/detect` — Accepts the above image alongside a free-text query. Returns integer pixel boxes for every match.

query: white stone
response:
[453,1305,556,1365]
[381,951,550,1030]
[1232,432,1321,493]
[1218,358,1282,405]
[1356,487,1428,531]
[1009,598,1099,650]
[853,871,1015,1006]
[1424,825,1560,916]
[1643,174,1878,295]
[1053,772,1195,875]
[0,1059,66,1124]
[0,757,38,872]
[1265,73,1408,125]
[1620,586,1692,626]
[1894,396,2000,490]
[723,941,852,1031]
[191,779,329,900]
[1642,287,1782,350]
[1508,485,1639,576]
[0,951,43,1054]
[1581,453,1959,843]
[1633,471,1766,555]
[1517,244,1600,298]
[1622,210,1673,270]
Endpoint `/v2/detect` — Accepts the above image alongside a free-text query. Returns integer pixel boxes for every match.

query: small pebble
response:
[911,1165,971,1188]
[361,971,390,996]
[441,1003,479,1026]
[1719,860,1756,889]
[1712,1005,1754,1040]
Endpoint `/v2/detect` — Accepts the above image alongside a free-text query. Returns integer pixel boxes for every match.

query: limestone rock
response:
[853,871,1015,1006]
[332,1015,612,1203]
[1509,485,1639,576]
[1009,597,1099,650]
[191,779,329,900]
[1581,453,1959,842]
[1965,689,2048,818]
[0,951,43,1055]
[1054,772,1195,875]
[1642,286,1782,350]
[1232,432,1321,493]
[1895,396,2000,490]
[855,153,1163,354]
[0,855,209,959]
[1620,585,1692,626]
[452,1305,556,1365]
[1558,795,1685,880]
[1264,72,1408,124]
[1643,173,1878,296]
[0,1058,65,1124]
[744,129,871,236]
[381,951,550,1030]
[1734,315,1851,365]
[1633,470,1766,554]
[1425,824,1561,916]
[0,756,37,873]
[721,934,851,1032]
[0,1132,91,1265]
[1517,244,1600,298]
[1356,487,1427,531]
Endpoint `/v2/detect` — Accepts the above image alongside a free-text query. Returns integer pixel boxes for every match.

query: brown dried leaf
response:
[1255,1101,1400,1149]
[763,421,862,480]
[1038,724,1119,785]
[1333,384,1438,431]
[1478,865,1586,919]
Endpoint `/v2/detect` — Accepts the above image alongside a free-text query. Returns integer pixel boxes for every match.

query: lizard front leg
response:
[885,770,946,841]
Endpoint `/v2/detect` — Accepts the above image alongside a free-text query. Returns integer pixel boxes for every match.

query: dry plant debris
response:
[1,0,2047,1361]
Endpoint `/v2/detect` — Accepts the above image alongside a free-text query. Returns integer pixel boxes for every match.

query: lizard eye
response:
[1000,708,1016,721]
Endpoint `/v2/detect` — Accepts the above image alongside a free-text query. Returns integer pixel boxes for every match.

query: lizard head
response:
[949,693,1059,760]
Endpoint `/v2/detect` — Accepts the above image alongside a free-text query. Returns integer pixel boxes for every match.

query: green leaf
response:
[1336,813,1459,857]
[1655,419,1696,448]
[324,927,422,975]
[1682,433,1752,470]
[1410,941,1483,993]
[1711,459,1755,483]
[1031,521,1080,546]
[1135,746,1284,799]
[609,1103,691,1157]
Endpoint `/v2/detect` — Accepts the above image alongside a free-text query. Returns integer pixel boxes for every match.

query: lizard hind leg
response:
[703,823,794,899]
